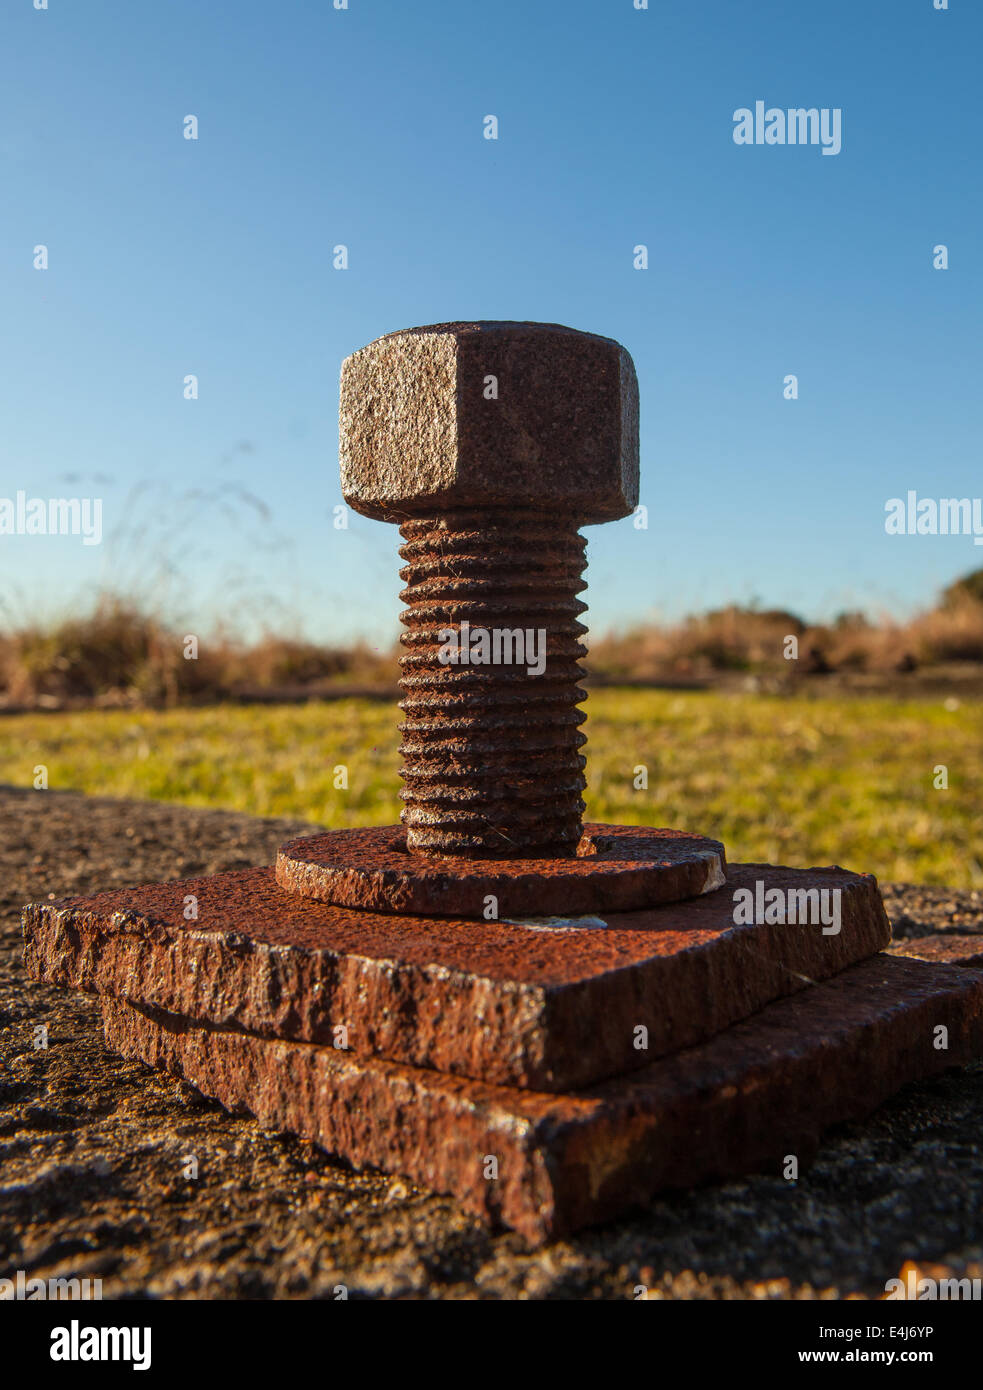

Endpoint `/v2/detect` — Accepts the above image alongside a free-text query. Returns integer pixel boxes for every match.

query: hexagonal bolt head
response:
[339,321,640,524]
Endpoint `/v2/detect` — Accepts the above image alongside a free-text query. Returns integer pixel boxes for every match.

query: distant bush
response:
[908,592,983,664]
[3,569,982,708]
[589,575,983,683]
[0,597,395,707]
[943,566,983,608]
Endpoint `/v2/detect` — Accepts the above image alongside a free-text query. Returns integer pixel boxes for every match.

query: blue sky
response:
[2,0,980,645]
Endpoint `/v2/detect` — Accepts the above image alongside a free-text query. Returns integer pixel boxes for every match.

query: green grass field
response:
[1,690,980,888]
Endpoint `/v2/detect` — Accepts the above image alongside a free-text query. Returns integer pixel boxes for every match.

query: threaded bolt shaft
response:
[397,509,588,857]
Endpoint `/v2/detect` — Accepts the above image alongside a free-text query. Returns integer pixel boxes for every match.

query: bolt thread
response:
[397,510,588,857]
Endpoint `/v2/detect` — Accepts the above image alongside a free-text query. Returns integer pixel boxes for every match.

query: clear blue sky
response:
[2,0,980,645]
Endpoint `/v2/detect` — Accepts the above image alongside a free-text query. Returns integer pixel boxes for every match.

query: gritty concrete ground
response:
[1,784,981,1300]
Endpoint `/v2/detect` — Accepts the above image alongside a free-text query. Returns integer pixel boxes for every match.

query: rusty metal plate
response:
[100,952,983,1244]
[24,861,891,1091]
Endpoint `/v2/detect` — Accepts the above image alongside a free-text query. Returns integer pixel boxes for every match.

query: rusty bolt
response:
[340,321,640,859]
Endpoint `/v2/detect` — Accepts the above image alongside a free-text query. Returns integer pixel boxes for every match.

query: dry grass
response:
[2,573,982,708]
[590,590,983,682]
[0,597,395,707]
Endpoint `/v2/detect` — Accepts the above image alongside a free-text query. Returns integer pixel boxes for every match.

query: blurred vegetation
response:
[1,573,981,886]
[0,597,395,707]
[2,570,982,709]
[0,689,979,889]
[589,573,983,682]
